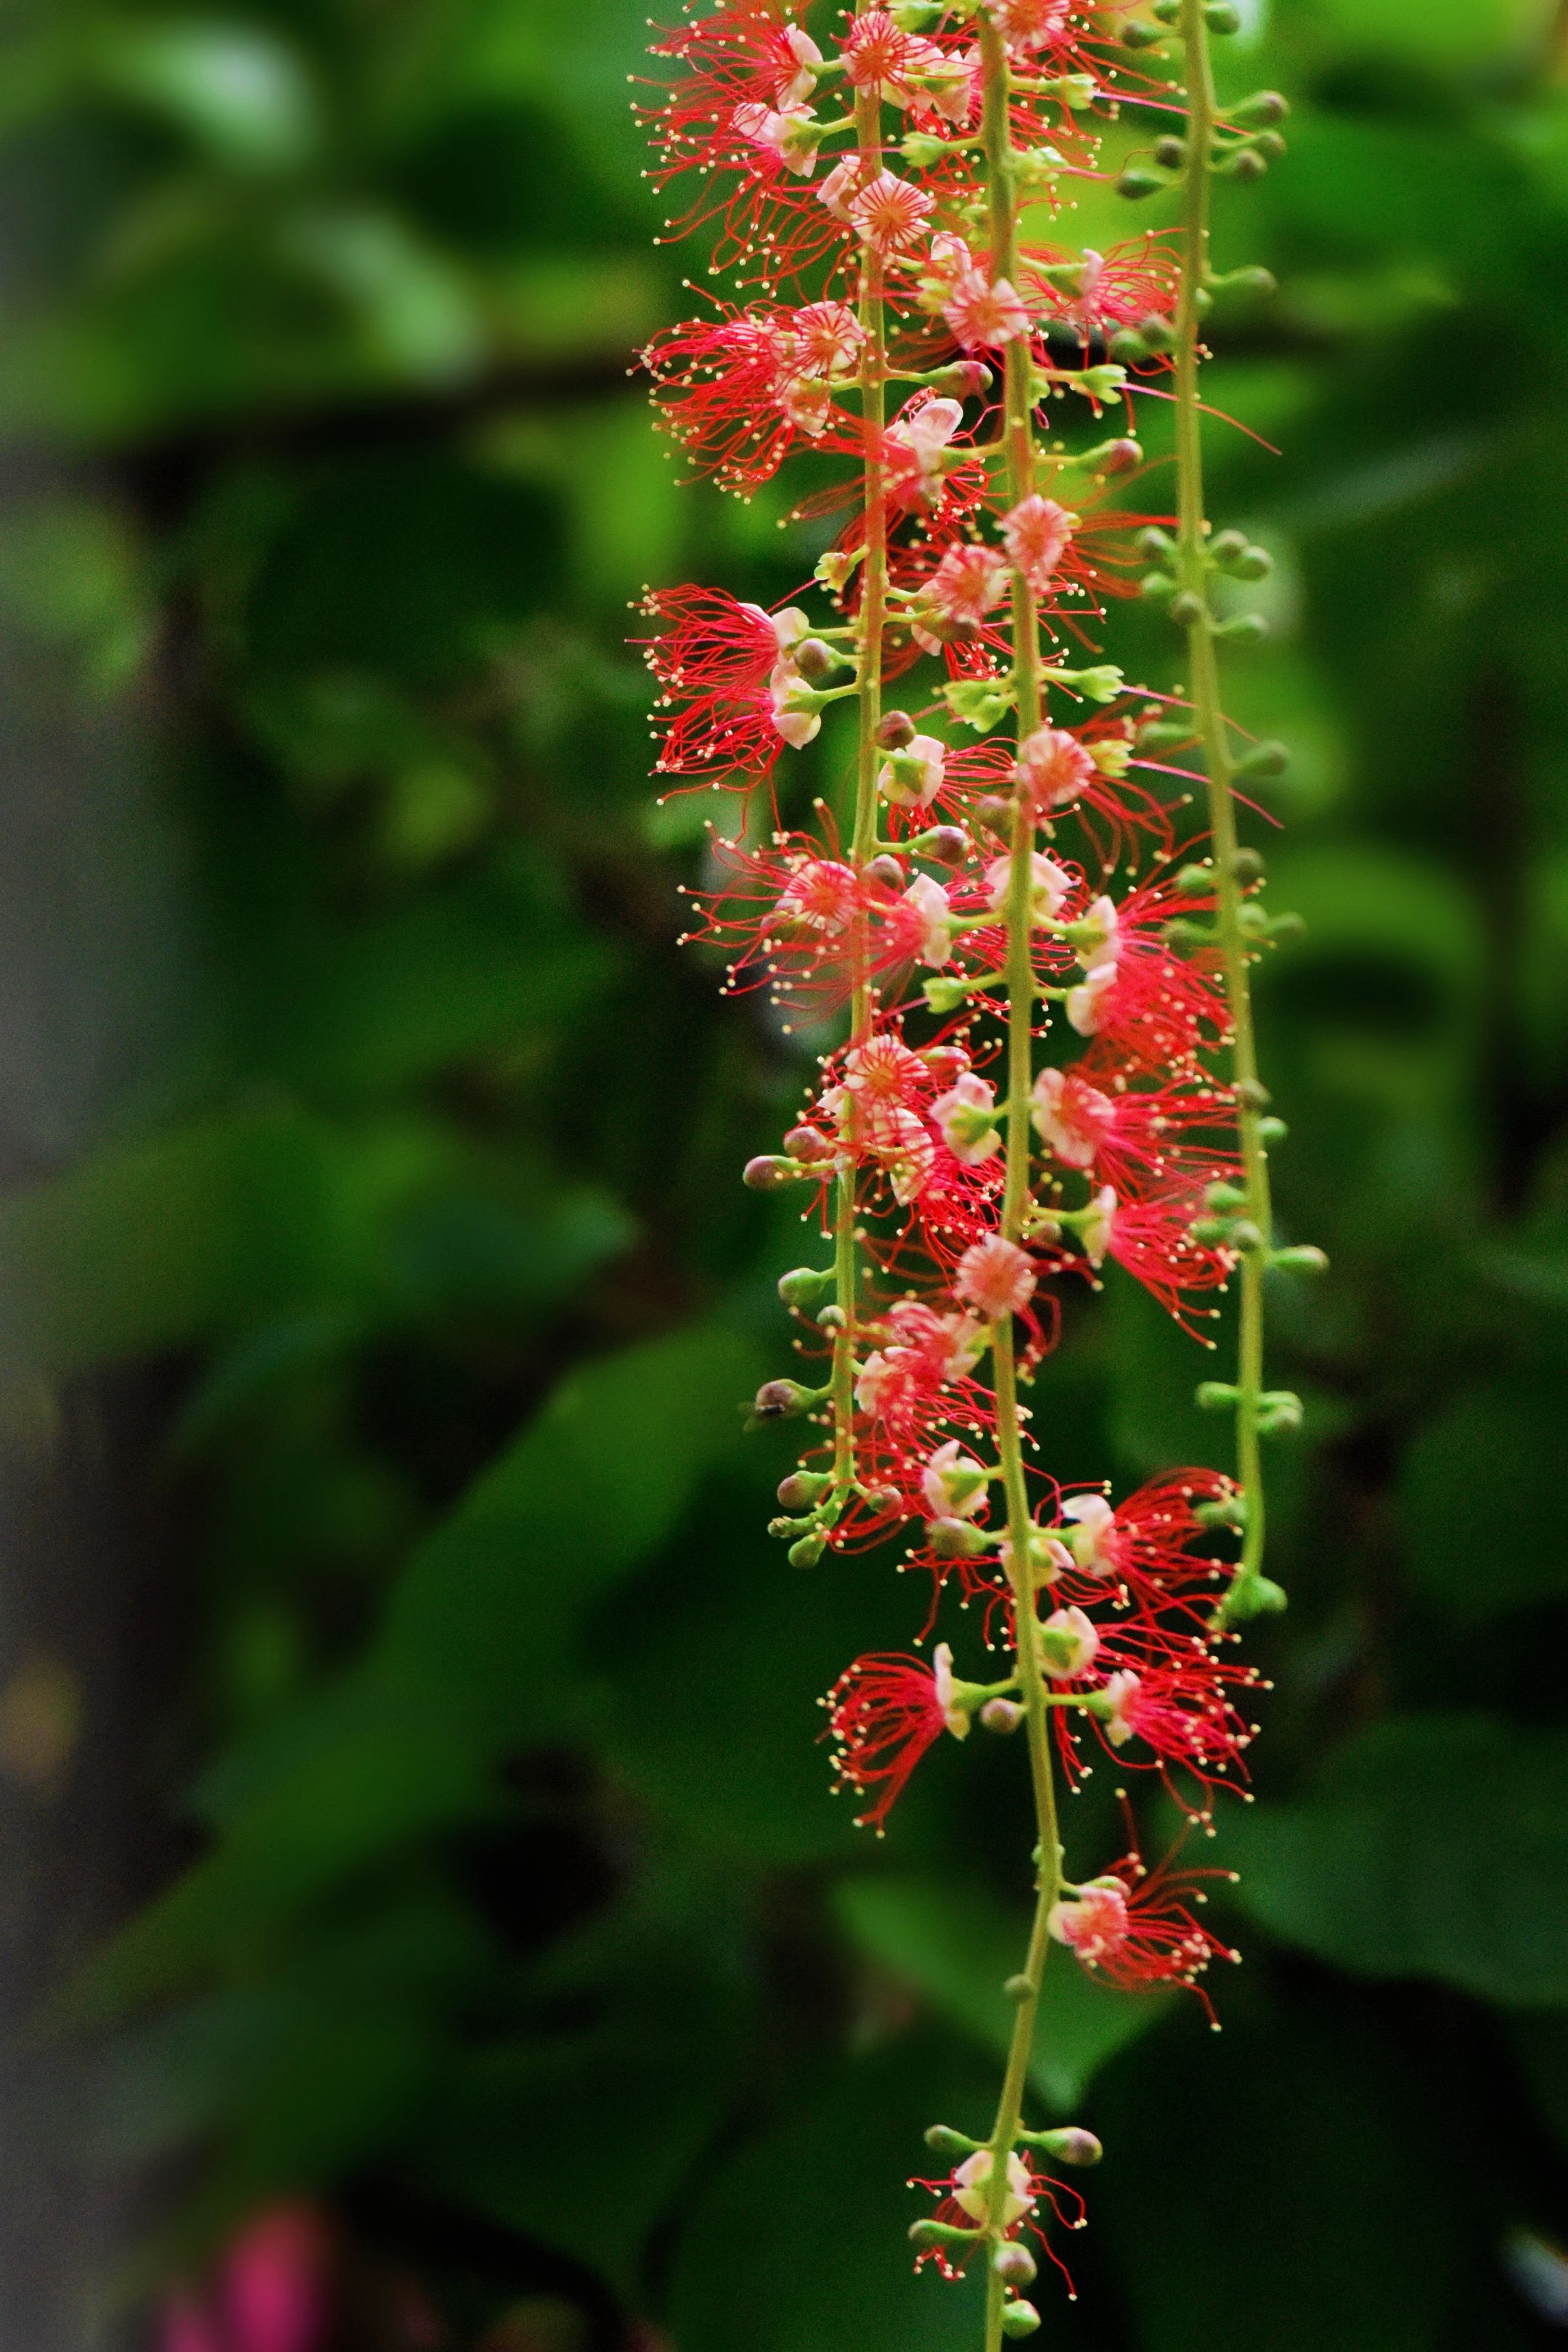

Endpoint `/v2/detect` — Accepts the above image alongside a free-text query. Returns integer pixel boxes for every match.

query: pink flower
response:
[823,1643,968,1829]
[730,99,820,176]
[846,168,937,255]
[927,542,1010,627]
[1048,1847,1241,2018]
[955,1234,1037,1320]
[984,850,1071,925]
[1002,497,1075,591]
[931,1071,1002,1165]
[883,395,964,501]
[902,871,956,965]
[920,1437,990,1522]
[162,2206,330,2352]
[942,269,1031,351]
[1040,1603,1100,1680]
[988,0,1074,57]
[773,857,859,935]
[1030,1066,1116,1169]
[878,731,947,809]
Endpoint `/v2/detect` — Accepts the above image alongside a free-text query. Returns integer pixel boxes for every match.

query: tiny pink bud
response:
[979,1697,1024,1734]
[877,709,918,748]
[993,2242,1038,2287]
[743,1154,799,1191]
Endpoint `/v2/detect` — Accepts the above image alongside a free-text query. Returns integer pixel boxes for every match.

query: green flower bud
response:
[1169,589,1207,627]
[1121,18,1165,45]
[1021,2126,1103,2166]
[1116,166,1165,200]
[1231,90,1289,128]
[1205,1,1241,29]
[1197,1380,1240,1411]
[1001,2300,1042,2338]
[1257,1389,1304,1435]
[1153,136,1185,168]
[777,1267,831,1309]
[994,2245,1039,2286]
[925,2123,984,2157]
[788,1532,826,1567]
[1270,1244,1328,1275]
[1225,1572,1289,1620]
[1214,611,1269,642]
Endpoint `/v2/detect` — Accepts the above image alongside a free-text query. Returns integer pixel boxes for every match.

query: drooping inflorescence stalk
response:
[637,0,1310,2332]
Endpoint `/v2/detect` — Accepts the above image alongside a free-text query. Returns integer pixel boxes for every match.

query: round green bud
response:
[1001,2300,1042,2339]
[1116,166,1164,200]
[777,1267,830,1310]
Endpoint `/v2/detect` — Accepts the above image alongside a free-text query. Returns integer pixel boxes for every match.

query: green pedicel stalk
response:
[1174,0,1275,1622]
[975,24,1063,2352]
[830,49,891,1495]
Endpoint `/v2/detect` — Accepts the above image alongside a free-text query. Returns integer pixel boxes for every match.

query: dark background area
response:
[2,0,1568,2345]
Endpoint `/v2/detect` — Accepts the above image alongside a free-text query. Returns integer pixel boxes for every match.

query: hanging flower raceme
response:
[638,0,1294,2328]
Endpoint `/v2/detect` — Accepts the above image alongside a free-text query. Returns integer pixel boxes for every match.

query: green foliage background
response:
[3,0,1568,2345]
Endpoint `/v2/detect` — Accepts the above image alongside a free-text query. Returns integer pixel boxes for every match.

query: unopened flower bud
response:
[793,636,841,682]
[1153,134,1185,169]
[920,825,968,864]
[1233,89,1289,127]
[788,1531,826,1567]
[993,2244,1037,2287]
[927,1516,997,1559]
[1000,2301,1041,2337]
[1097,436,1143,473]
[783,1124,835,1162]
[925,2123,983,2157]
[777,1468,832,1510]
[1270,1244,1328,1275]
[754,1379,817,1421]
[1026,2126,1103,2167]
[876,709,918,749]
[865,854,905,889]
[743,1153,801,1191]
[777,1266,830,1309]
[980,1697,1024,1735]
[1116,165,1164,198]
[1236,738,1289,780]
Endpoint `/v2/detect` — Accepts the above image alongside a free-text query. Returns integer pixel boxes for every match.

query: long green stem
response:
[977,26,1063,2351]
[1174,0,1273,1612]
[830,57,890,1489]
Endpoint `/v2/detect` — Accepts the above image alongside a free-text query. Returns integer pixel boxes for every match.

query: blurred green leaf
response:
[1094,1990,1459,2352]
[1400,1381,1568,1620]
[94,23,322,172]
[1225,1715,1568,2004]
[381,1320,765,1720]
[669,2034,992,2352]
[835,1874,1167,2113]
